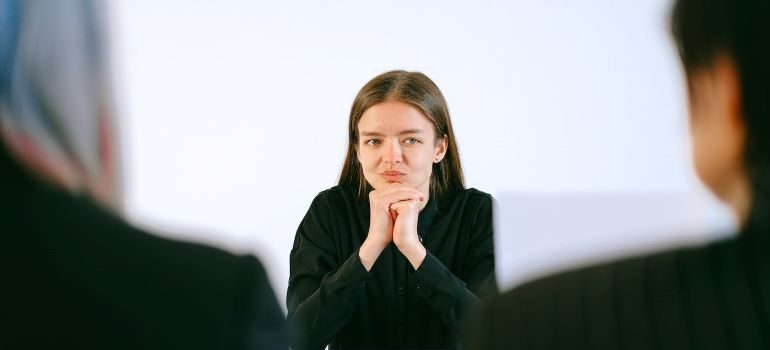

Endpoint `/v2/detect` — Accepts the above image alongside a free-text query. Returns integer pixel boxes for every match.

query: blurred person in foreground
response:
[0,1,286,348]
[471,0,770,348]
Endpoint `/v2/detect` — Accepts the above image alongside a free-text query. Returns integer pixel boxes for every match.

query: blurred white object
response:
[494,188,736,291]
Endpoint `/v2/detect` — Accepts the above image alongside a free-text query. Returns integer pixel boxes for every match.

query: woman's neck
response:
[417,184,430,211]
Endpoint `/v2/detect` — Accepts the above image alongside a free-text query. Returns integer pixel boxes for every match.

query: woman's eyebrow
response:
[360,129,424,137]
[398,129,424,135]
[360,131,384,137]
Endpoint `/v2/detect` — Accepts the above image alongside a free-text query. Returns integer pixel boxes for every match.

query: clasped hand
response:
[359,184,428,271]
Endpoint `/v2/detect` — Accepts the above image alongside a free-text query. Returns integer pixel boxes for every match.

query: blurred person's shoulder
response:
[14,175,255,287]
[473,235,756,349]
[2,168,286,348]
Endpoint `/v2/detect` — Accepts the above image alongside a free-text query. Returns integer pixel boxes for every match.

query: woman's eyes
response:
[364,138,420,145]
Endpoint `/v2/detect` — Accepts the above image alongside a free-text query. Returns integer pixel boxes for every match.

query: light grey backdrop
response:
[110,0,732,310]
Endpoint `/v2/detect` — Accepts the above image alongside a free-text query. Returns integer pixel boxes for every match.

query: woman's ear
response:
[688,53,750,222]
[434,134,448,163]
[717,55,743,132]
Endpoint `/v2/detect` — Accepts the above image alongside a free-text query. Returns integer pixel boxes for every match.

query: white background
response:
[110,0,733,308]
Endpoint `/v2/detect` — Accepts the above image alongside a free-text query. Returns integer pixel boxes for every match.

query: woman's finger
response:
[379,189,425,204]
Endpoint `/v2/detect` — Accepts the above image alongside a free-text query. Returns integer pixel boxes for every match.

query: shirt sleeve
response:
[286,192,373,350]
[411,194,498,345]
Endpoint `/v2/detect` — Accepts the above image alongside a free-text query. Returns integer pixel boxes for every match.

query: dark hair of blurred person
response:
[470,0,770,349]
[672,0,770,223]
[0,1,286,348]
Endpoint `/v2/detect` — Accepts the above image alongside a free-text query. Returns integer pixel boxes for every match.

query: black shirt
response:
[0,144,288,349]
[287,185,497,350]
[471,188,770,350]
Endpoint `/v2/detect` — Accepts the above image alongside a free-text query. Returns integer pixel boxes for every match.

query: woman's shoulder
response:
[444,187,494,206]
[463,187,494,201]
[306,185,361,212]
[312,185,356,202]
[438,188,494,216]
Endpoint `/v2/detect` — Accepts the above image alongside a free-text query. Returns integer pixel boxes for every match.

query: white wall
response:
[110,0,732,308]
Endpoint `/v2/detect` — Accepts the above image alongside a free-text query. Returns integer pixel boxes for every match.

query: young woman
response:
[287,70,497,350]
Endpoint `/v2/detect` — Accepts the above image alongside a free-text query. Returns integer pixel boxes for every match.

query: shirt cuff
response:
[412,251,465,300]
[339,248,374,289]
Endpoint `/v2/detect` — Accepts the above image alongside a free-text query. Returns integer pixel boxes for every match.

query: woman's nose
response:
[384,140,403,164]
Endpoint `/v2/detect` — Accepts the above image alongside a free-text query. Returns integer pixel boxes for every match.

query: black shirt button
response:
[416,282,422,289]
[361,281,367,287]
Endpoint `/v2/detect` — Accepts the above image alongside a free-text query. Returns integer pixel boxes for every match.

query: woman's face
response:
[356,100,447,196]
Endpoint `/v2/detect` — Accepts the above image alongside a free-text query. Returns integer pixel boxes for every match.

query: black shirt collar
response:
[418,196,437,235]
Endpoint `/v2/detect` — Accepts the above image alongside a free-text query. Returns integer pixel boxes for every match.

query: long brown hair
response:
[338,70,465,201]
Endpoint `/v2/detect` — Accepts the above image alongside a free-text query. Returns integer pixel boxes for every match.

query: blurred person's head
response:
[338,70,464,201]
[0,0,120,210]
[671,0,770,223]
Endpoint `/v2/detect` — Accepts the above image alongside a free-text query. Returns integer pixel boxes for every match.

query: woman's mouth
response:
[381,171,405,181]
